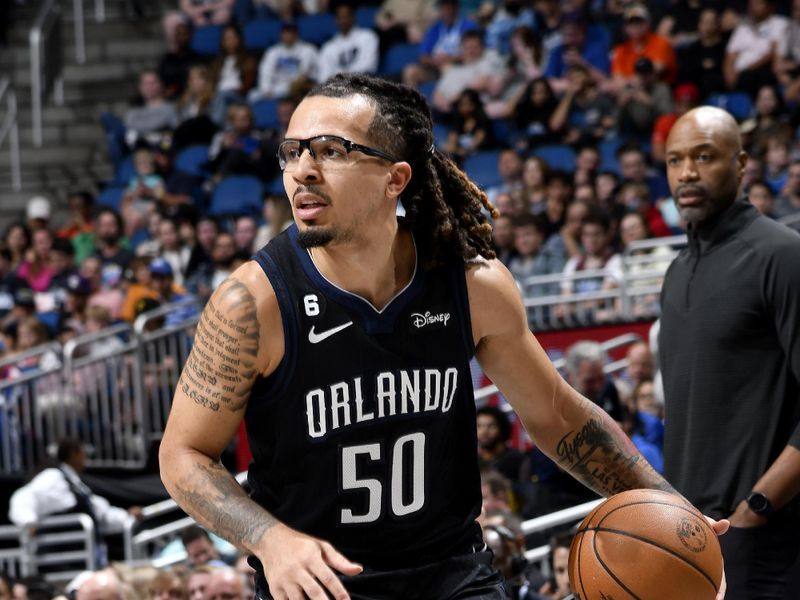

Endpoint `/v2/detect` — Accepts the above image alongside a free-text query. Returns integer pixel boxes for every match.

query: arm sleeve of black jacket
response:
[763,236,800,449]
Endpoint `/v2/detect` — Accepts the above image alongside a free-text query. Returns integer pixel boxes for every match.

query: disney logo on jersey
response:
[410,310,451,331]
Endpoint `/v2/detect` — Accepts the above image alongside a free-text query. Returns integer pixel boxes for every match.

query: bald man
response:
[660,106,800,600]
[206,568,245,600]
[75,570,124,600]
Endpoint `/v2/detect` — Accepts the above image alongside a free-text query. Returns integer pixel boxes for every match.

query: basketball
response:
[568,489,723,600]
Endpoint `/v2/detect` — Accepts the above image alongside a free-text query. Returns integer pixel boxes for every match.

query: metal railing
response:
[521,499,603,569]
[72,0,108,64]
[0,77,21,191]
[0,524,29,578]
[30,0,64,148]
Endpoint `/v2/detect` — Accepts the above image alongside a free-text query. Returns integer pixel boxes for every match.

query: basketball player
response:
[159,74,726,600]
[660,106,800,599]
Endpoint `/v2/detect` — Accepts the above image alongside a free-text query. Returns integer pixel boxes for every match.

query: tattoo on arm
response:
[177,279,260,413]
[173,458,276,550]
[555,405,675,497]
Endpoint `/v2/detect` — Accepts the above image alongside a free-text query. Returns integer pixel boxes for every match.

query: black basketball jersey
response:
[247,225,483,570]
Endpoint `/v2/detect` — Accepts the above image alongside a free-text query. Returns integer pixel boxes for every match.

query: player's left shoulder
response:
[465,257,528,341]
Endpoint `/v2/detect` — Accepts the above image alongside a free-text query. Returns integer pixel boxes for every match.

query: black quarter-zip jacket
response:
[659,199,800,519]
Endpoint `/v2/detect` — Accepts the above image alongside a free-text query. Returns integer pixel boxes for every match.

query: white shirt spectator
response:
[317,27,379,82]
[9,463,134,532]
[256,41,319,99]
[560,253,623,295]
[218,56,242,92]
[727,15,789,72]
[433,49,505,104]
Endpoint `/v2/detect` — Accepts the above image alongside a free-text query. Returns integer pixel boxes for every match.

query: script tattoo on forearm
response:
[173,458,275,549]
[556,406,674,497]
[178,279,260,413]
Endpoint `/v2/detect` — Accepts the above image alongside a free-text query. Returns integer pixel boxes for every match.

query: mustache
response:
[293,185,332,204]
[674,184,707,197]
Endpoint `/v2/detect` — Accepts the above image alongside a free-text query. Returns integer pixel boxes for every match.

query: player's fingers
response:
[321,541,363,576]
[296,572,332,600]
[705,516,730,536]
[310,560,351,600]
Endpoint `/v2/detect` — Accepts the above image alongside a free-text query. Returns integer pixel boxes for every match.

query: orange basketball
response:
[568,489,723,600]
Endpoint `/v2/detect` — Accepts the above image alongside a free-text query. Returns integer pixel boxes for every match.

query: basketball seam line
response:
[583,526,719,593]
[591,531,642,600]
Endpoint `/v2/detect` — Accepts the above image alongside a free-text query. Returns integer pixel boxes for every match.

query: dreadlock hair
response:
[306,73,499,269]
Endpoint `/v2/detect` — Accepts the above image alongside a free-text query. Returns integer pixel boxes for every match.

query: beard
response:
[297,227,336,248]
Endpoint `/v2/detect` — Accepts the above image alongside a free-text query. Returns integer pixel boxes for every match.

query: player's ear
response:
[386,162,412,201]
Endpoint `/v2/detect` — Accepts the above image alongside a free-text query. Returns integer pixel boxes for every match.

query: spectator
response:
[476,405,529,485]
[493,192,527,219]
[539,170,572,239]
[317,2,380,83]
[46,237,77,311]
[655,0,705,48]
[431,30,505,113]
[763,137,790,193]
[158,21,202,99]
[7,317,57,372]
[148,570,187,600]
[544,13,610,93]
[402,0,478,88]
[481,517,536,600]
[486,148,525,202]
[179,0,233,27]
[484,0,536,55]
[185,216,219,279]
[510,77,559,152]
[723,0,788,96]
[484,26,545,119]
[651,83,701,164]
[187,566,214,600]
[181,526,228,568]
[148,258,198,326]
[253,23,318,102]
[747,179,776,217]
[0,248,24,320]
[774,160,800,219]
[520,156,548,213]
[209,24,257,125]
[375,0,437,49]
[9,439,142,565]
[479,469,514,516]
[616,181,671,237]
[617,57,674,139]
[81,256,125,321]
[744,84,791,157]
[617,143,670,201]
[611,3,677,91]
[536,530,574,600]
[676,8,728,99]
[25,196,51,233]
[508,214,552,282]
[185,231,235,299]
[232,215,258,255]
[624,341,655,388]
[57,191,95,240]
[253,195,293,250]
[549,63,616,146]
[177,64,216,123]
[61,274,93,332]
[3,222,31,271]
[233,553,256,599]
[531,0,564,56]
[17,228,54,293]
[207,103,261,182]
[633,378,663,421]
[153,217,192,285]
[125,71,179,149]
[490,213,516,266]
[574,145,600,187]
[84,305,125,358]
[120,257,159,323]
[444,89,493,161]
[206,569,244,600]
[542,198,588,273]
[564,340,624,421]
[76,569,127,600]
[121,148,166,238]
[76,208,134,282]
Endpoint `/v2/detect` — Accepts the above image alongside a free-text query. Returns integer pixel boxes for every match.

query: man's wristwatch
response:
[746,491,775,516]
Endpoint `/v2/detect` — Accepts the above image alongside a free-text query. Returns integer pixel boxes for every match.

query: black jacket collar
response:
[687,198,759,254]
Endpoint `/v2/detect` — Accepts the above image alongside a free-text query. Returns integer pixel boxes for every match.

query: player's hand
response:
[258,522,363,600]
[705,516,728,600]
[727,499,767,528]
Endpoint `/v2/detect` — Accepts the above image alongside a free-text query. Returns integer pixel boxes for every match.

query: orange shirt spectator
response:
[612,4,677,83]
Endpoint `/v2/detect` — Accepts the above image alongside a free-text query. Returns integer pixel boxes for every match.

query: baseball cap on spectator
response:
[624,4,650,22]
[150,258,174,278]
[14,286,36,308]
[673,83,700,103]
[634,57,654,74]
[134,297,161,318]
[66,274,92,296]
[27,196,52,221]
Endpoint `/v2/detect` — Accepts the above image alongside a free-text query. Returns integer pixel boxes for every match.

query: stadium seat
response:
[463,150,504,190]
[243,19,283,50]
[432,122,450,149]
[113,155,136,186]
[532,144,577,172]
[252,98,280,129]
[297,13,337,47]
[355,5,379,29]
[174,145,210,177]
[268,176,286,196]
[706,92,753,121]
[96,186,126,210]
[418,80,436,105]
[191,25,224,56]
[598,138,621,174]
[380,43,420,78]
[209,175,265,217]
[491,118,514,146]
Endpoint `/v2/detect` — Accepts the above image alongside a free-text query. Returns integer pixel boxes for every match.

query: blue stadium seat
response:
[113,155,136,186]
[252,98,280,129]
[96,186,126,210]
[491,118,514,145]
[174,145,210,177]
[463,150,504,190]
[191,25,224,56]
[268,176,286,196]
[706,92,753,121]
[209,176,265,217]
[533,144,577,172]
[598,138,621,174]
[355,6,379,29]
[243,19,283,50]
[417,80,436,105]
[297,13,337,47]
[380,43,420,78]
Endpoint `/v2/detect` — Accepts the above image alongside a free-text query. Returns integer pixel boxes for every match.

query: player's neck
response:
[309,225,415,311]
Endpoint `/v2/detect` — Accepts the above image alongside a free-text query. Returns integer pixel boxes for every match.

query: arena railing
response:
[71,0,108,64]
[29,0,64,147]
[0,77,22,191]
[20,513,97,583]
[0,524,30,579]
